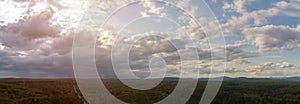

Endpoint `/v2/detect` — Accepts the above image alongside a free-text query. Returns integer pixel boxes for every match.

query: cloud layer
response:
[0,0,299,78]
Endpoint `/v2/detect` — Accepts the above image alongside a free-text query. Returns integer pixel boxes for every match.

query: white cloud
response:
[221,0,300,36]
[140,0,166,17]
[275,61,292,68]
[230,59,251,64]
[220,0,300,54]
[222,0,255,15]
[247,61,294,72]
[243,25,300,52]
[274,1,289,9]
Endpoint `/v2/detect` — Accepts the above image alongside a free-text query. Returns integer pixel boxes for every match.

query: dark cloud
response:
[226,42,259,61]
[0,1,74,78]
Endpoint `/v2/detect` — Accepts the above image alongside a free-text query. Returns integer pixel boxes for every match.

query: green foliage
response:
[0,79,83,104]
[0,79,299,104]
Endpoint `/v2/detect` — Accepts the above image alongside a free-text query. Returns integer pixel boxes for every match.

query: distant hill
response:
[199,76,300,82]
[163,76,300,82]
[1,76,300,82]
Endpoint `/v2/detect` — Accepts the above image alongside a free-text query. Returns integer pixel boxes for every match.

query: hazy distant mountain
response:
[163,76,300,82]
[2,76,299,82]
[198,76,300,82]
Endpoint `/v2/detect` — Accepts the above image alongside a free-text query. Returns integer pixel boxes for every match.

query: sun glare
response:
[30,3,47,14]
[0,1,28,24]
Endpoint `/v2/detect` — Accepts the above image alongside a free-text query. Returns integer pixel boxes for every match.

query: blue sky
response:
[0,0,299,78]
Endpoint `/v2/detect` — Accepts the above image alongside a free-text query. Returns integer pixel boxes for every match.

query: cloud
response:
[126,0,300,77]
[114,33,185,71]
[275,61,293,68]
[243,25,300,52]
[94,31,188,78]
[130,35,181,55]
[274,1,289,9]
[0,47,74,78]
[221,0,299,36]
[0,12,60,50]
[0,0,298,78]
[273,1,300,16]
[222,0,255,15]
[226,42,259,61]
[219,0,300,53]
[140,0,166,17]
[222,7,281,36]
[223,61,297,77]
[175,22,206,41]
[0,0,76,78]
[232,61,299,77]
[247,61,294,72]
[52,33,73,55]
[230,59,251,64]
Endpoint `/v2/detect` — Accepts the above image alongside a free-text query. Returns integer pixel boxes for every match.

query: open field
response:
[0,79,299,104]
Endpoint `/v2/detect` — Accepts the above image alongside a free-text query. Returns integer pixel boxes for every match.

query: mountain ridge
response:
[1,76,299,82]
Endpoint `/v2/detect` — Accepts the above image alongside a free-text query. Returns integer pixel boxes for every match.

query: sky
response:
[0,0,299,78]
